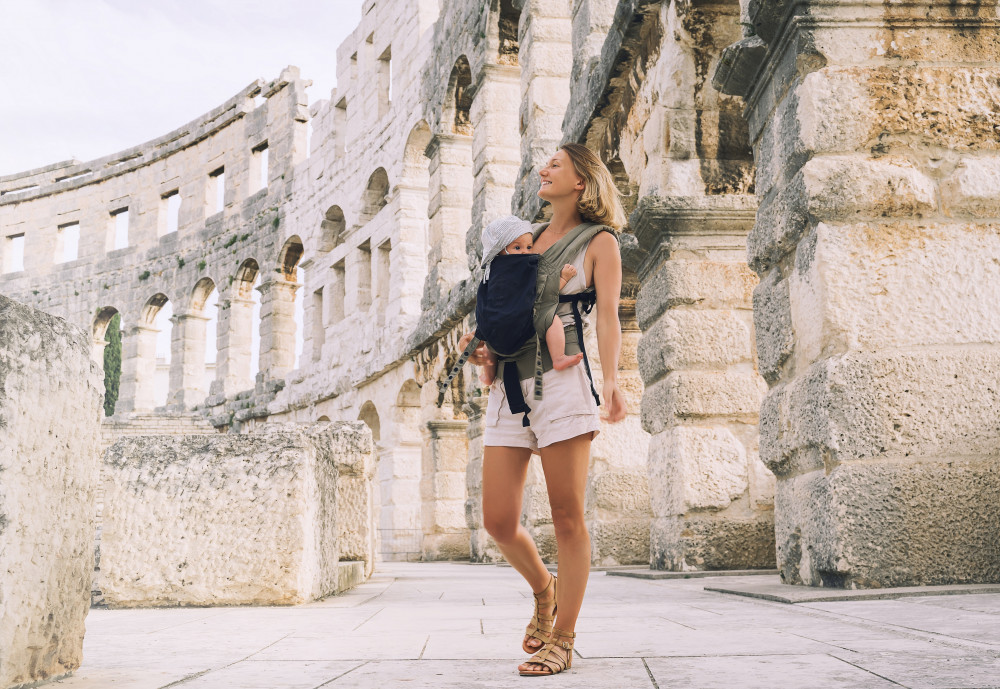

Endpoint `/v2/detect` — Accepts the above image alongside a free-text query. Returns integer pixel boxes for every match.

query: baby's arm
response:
[478,349,497,387]
[558,263,577,290]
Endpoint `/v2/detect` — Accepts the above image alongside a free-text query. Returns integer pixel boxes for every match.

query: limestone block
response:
[648,427,749,516]
[636,260,757,329]
[0,294,103,689]
[775,460,1000,588]
[638,309,752,385]
[650,511,776,571]
[789,222,1000,361]
[761,348,1000,478]
[101,422,374,607]
[941,157,1000,217]
[747,450,775,510]
[590,518,651,567]
[805,155,936,219]
[641,371,767,435]
[752,270,793,384]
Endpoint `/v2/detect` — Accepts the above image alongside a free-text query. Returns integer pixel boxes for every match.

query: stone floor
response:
[52,562,1000,688]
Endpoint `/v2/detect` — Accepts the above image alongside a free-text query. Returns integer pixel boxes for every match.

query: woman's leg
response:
[482,445,551,594]
[519,432,592,673]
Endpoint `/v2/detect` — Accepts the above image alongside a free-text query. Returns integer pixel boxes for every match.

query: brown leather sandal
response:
[522,574,557,654]
[519,627,575,676]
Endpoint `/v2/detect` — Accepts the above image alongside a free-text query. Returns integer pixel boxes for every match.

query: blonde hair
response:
[559,143,627,231]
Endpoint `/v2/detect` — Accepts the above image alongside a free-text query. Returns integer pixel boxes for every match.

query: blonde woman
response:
[460,143,627,676]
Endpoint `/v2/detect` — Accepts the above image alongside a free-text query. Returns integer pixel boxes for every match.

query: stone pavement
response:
[53,562,1000,689]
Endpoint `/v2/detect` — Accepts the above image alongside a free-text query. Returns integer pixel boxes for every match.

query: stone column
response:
[422,419,470,560]
[377,440,423,562]
[91,336,108,370]
[167,311,210,409]
[212,295,255,397]
[117,324,158,413]
[633,196,774,571]
[463,395,501,562]
[423,133,473,308]
[468,63,521,262]
[257,278,298,380]
[713,0,1000,587]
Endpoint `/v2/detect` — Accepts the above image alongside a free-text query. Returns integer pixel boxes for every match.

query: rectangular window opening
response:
[112,208,129,250]
[4,234,25,273]
[377,240,391,309]
[58,222,80,263]
[332,261,346,322]
[358,241,373,310]
[210,167,225,214]
[253,143,269,192]
[378,46,392,117]
[163,190,181,235]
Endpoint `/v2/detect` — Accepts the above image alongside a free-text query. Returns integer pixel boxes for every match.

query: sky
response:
[0,0,362,176]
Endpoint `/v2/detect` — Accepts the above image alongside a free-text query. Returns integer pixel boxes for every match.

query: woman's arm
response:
[589,231,627,423]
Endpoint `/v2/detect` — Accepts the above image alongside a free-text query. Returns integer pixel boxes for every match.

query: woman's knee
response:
[484,511,520,543]
[550,506,587,540]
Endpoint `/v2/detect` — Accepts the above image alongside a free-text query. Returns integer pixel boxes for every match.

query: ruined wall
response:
[101,422,373,607]
[0,294,102,688]
[715,0,1000,586]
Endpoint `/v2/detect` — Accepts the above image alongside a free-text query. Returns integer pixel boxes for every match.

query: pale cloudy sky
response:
[0,0,361,176]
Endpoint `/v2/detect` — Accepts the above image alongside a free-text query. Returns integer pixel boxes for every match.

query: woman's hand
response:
[458,332,492,367]
[600,380,627,423]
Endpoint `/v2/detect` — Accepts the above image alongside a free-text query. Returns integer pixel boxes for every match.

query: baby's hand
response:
[560,264,577,281]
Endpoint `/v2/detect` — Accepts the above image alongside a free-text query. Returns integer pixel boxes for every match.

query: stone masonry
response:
[100,422,374,607]
[0,294,103,688]
[715,0,1000,586]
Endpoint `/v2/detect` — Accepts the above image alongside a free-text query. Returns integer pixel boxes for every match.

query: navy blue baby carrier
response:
[439,223,610,426]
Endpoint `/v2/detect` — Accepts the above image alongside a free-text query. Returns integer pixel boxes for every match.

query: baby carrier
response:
[439,222,613,426]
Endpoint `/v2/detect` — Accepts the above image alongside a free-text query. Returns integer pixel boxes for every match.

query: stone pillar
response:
[713,0,1000,587]
[422,419,470,560]
[513,0,573,210]
[258,278,298,380]
[393,184,431,329]
[213,295,255,397]
[423,133,473,308]
[167,311,210,409]
[117,323,158,413]
[468,63,521,264]
[633,196,774,571]
[377,440,423,562]
[90,336,108,370]
[463,395,501,562]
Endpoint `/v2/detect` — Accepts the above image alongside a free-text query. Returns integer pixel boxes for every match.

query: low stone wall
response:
[0,294,103,689]
[100,422,375,607]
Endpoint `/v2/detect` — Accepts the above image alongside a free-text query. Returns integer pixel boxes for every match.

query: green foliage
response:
[138,270,150,281]
[240,233,250,241]
[271,216,280,230]
[224,235,238,248]
[176,256,185,269]
[197,259,207,272]
[103,313,122,417]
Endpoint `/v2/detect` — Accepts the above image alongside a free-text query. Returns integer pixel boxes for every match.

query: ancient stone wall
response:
[100,422,374,607]
[0,294,103,688]
[715,0,1000,586]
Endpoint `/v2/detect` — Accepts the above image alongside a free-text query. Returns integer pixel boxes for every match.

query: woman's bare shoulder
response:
[586,229,621,260]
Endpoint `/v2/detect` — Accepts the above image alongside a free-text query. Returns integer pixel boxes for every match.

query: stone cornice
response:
[629,195,758,252]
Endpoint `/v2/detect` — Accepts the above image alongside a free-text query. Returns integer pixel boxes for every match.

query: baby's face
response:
[504,233,534,255]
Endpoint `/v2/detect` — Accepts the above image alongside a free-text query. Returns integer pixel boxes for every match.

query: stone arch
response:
[319,205,346,252]
[93,306,123,416]
[401,121,432,187]
[228,258,262,382]
[92,306,120,342]
[361,168,390,223]
[445,56,473,136]
[278,235,304,281]
[378,379,424,561]
[317,415,331,422]
[358,401,381,444]
[234,258,260,298]
[190,277,216,313]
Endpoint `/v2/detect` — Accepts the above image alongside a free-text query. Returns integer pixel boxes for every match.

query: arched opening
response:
[358,401,381,444]
[93,307,122,417]
[495,0,520,64]
[276,236,305,373]
[140,293,172,409]
[402,122,432,187]
[360,168,390,224]
[445,56,473,135]
[317,415,331,422]
[319,205,346,252]
[376,379,424,561]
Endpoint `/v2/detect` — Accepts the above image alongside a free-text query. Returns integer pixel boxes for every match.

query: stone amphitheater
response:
[1,0,998,686]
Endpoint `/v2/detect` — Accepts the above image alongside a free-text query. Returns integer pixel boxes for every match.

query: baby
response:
[478,216,584,387]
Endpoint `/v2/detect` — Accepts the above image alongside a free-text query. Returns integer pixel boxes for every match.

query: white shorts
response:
[483,363,601,454]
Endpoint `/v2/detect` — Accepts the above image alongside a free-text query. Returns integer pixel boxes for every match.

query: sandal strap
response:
[526,641,571,673]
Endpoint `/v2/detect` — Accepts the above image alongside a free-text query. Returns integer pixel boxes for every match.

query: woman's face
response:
[538,149,584,201]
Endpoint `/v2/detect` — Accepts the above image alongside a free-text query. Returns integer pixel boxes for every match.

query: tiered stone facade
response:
[1,0,997,592]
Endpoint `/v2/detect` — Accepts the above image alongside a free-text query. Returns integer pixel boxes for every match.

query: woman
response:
[460,143,627,676]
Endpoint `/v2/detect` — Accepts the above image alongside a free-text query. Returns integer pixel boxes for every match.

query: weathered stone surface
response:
[101,422,374,607]
[0,294,103,688]
[650,511,776,571]
[648,427,750,514]
[636,260,757,329]
[637,310,753,385]
[941,157,1000,218]
[641,371,767,435]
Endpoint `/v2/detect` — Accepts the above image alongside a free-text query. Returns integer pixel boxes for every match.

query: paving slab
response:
[47,562,1000,688]
[706,577,1000,603]
[608,568,779,580]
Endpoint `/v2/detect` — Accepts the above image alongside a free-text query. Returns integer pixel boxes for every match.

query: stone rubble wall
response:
[100,422,374,607]
[0,294,103,689]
